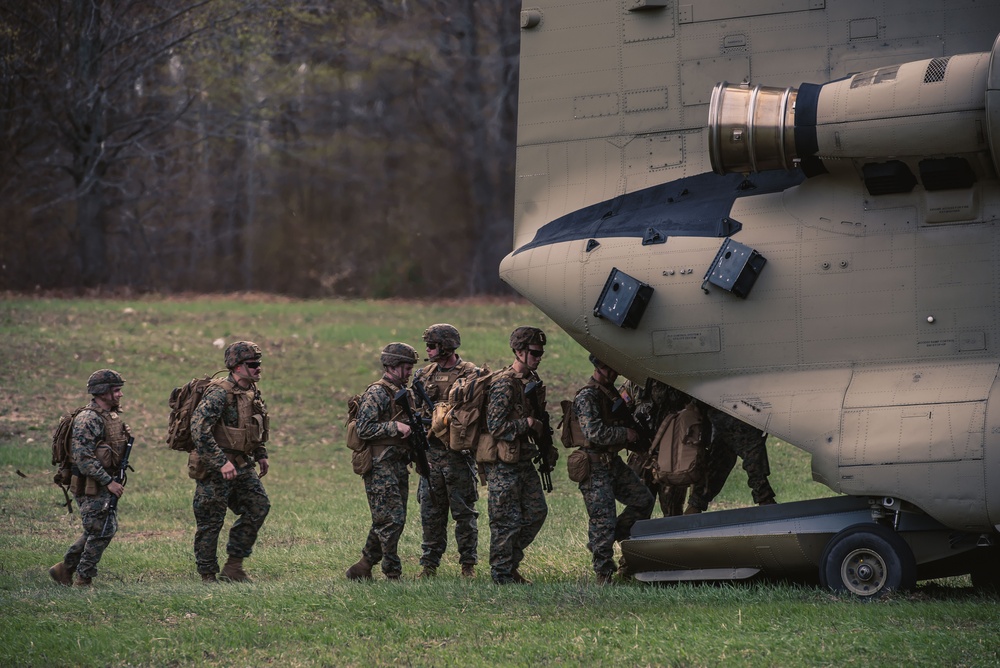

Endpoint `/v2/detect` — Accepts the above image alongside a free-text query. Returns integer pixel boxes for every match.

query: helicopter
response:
[500,0,1000,596]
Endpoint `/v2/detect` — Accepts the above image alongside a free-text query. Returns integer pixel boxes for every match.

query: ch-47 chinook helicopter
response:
[500,0,1000,596]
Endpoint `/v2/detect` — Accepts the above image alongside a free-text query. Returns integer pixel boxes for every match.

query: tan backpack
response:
[345,392,365,452]
[650,401,706,485]
[166,372,227,452]
[558,399,585,448]
[446,365,493,453]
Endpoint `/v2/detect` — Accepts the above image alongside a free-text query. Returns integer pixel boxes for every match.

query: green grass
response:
[0,296,997,667]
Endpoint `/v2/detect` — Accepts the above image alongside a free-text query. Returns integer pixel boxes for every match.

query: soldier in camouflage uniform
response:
[49,369,131,587]
[412,324,480,578]
[191,341,272,583]
[484,326,553,585]
[346,342,419,581]
[684,407,776,513]
[573,356,654,583]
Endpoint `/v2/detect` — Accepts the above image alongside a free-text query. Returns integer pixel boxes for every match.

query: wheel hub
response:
[840,548,888,596]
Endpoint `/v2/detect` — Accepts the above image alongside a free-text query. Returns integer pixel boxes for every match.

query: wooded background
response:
[0,0,520,296]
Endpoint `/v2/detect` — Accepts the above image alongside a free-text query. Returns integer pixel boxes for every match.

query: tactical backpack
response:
[558,399,585,448]
[345,392,364,452]
[166,372,226,452]
[446,365,494,453]
[649,401,706,485]
[51,407,88,512]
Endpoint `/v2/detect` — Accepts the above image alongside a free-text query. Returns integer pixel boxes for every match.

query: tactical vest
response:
[71,407,129,496]
[419,359,477,405]
[579,378,629,452]
[361,378,409,450]
[210,378,269,456]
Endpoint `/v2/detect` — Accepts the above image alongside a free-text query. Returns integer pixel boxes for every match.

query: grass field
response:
[1,296,997,667]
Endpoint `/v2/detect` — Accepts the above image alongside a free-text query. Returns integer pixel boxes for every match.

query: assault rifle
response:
[394,387,431,479]
[611,397,654,452]
[411,379,435,425]
[100,435,134,538]
[524,380,555,492]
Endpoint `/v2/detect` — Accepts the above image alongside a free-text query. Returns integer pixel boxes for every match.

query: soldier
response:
[345,342,419,581]
[49,369,131,587]
[572,355,655,583]
[191,341,272,583]
[412,324,480,579]
[684,408,777,514]
[484,326,554,585]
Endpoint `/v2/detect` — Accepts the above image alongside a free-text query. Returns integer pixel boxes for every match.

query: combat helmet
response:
[423,323,461,351]
[380,342,418,368]
[509,326,546,351]
[87,369,126,395]
[225,341,263,369]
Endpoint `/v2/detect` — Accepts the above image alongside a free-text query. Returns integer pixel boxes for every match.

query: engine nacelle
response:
[709,34,1000,184]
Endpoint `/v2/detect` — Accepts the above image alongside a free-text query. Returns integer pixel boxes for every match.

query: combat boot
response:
[345,557,373,581]
[683,504,702,515]
[758,497,777,506]
[461,564,476,578]
[48,561,74,586]
[417,565,437,579]
[616,556,633,581]
[74,576,92,587]
[385,573,402,581]
[596,572,616,585]
[220,556,251,583]
[201,573,219,584]
[511,569,532,585]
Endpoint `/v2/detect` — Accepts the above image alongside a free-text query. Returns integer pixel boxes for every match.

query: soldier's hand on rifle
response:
[396,421,412,438]
[108,480,124,498]
[526,416,540,434]
[221,460,237,480]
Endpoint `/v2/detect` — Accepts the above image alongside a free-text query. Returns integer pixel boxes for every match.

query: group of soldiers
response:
[345,324,777,585]
[46,327,775,588]
[49,341,271,586]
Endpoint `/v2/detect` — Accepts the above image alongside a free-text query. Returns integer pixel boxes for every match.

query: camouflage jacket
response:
[191,374,268,471]
[71,399,129,487]
[486,365,543,446]
[356,375,407,445]
[573,377,631,451]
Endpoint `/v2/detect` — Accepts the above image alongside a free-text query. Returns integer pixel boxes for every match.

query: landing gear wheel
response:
[819,523,916,599]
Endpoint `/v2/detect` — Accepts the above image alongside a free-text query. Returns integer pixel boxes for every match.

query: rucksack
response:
[446,365,494,452]
[558,399,585,448]
[649,401,706,485]
[51,407,88,512]
[345,392,364,452]
[166,372,226,452]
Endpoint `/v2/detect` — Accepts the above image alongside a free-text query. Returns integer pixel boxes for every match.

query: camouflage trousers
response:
[63,490,118,579]
[361,452,410,577]
[485,459,548,584]
[579,453,654,576]
[418,446,478,569]
[193,465,270,575]
[687,421,775,510]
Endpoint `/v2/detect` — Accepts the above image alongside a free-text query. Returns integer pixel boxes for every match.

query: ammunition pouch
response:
[567,449,591,483]
[187,450,209,480]
[497,438,521,464]
[475,432,498,464]
[351,447,373,476]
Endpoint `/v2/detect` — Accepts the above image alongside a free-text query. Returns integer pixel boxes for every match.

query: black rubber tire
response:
[819,523,917,598]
